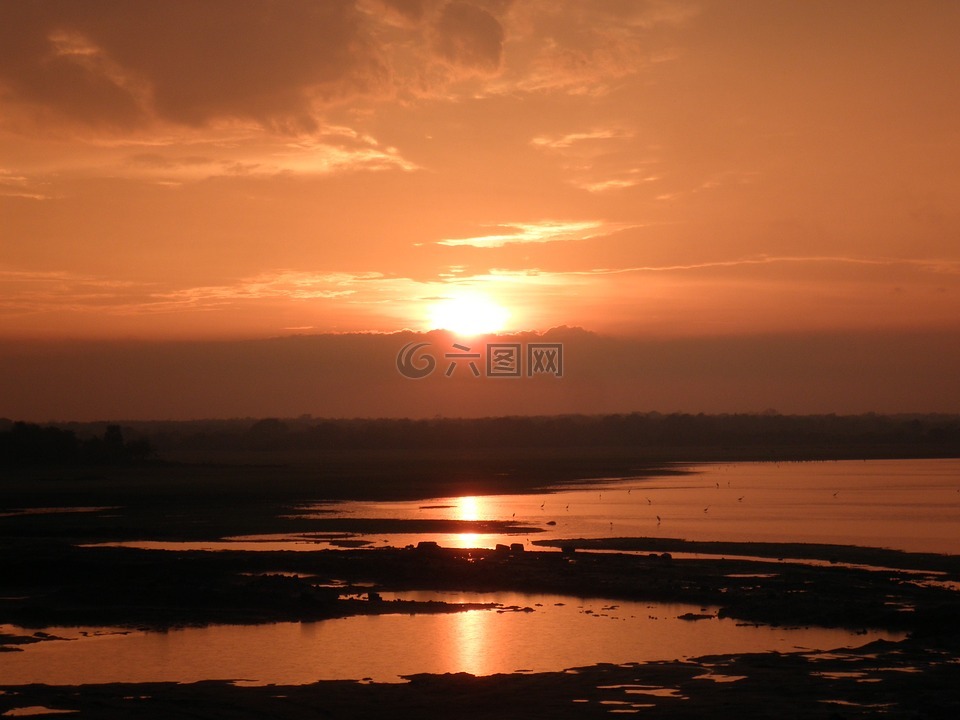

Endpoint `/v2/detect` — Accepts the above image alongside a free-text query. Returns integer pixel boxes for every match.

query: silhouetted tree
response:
[0,421,154,467]
[0,422,78,466]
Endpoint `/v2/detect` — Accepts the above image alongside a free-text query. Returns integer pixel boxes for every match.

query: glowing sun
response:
[428,292,509,335]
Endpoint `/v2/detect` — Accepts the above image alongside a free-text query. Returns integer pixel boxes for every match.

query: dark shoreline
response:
[3,537,957,632]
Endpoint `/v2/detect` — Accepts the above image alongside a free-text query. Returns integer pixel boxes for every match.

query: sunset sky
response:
[2,1,959,420]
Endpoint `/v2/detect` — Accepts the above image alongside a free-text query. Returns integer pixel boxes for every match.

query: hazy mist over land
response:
[2,327,958,422]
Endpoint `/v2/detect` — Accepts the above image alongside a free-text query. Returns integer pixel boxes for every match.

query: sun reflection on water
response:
[452,533,480,548]
[455,496,482,548]
[457,496,481,521]
[452,609,490,677]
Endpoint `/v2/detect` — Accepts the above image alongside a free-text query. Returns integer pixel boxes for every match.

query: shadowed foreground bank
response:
[2,541,959,718]
[3,541,958,632]
[3,639,959,720]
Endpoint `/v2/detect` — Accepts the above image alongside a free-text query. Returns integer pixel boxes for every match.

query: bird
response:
[656,515,661,524]
[738,496,744,502]
[703,506,710,513]
[645,496,652,505]
[540,502,545,509]
[832,491,839,498]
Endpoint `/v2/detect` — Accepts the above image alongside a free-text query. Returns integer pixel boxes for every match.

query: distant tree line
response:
[3,414,959,465]
[144,412,960,458]
[0,422,152,467]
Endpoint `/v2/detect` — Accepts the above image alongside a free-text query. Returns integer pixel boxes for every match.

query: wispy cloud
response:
[0,265,576,333]
[530,127,659,193]
[530,129,632,149]
[436,220,624,248]
[576,174,657,194]
[114,124,418,181]
[573,255,960,276]
[155,271,386,306]
[1,123,419,189]
[0,269,148,316]
[490,1,699,97]
[0,170,55,200]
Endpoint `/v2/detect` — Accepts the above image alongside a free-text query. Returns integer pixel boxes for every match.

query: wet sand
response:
[1,457,959,717]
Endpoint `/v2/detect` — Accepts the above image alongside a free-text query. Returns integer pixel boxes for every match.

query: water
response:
[90,459,960,555]
[0,593,900,685]
[282,458,960,554]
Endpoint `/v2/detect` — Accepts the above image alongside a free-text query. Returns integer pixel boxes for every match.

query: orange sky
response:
[1,1,959,419]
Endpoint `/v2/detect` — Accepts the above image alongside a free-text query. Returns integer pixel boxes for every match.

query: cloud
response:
[495,0,699,96]
[436,220,620,248]
[274,132,418,175]
[0,268,458,321]
[378,0,429,23]
[0,0,378,132]
[574,255,960,277]
[119,129,418,181]
[530,127,660,193]
[0,264,577,333]
[0,0,516,133]
[0,17,145,130]
[530,129,631,150]
[0,123,418,185]
[433,2,504,74]
[0,170,55,200]
[0,0,698,137]
[156,271,387,306]
[0,269,145,316]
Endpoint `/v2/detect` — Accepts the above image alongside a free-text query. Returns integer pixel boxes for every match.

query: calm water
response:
[301,458,960,554]
[92,459,960,555]
[0,593,901,685]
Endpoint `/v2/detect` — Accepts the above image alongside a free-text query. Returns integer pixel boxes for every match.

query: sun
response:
[428,292,510,335]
